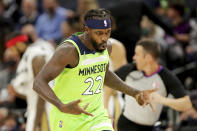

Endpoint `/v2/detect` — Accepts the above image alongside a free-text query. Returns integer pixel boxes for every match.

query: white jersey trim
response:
[90,122,112,131]
[81,56,108,66]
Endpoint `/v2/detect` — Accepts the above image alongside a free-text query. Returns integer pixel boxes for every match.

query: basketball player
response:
[33,8,156,131]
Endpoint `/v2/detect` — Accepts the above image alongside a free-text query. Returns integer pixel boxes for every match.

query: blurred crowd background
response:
[0,0,197,130]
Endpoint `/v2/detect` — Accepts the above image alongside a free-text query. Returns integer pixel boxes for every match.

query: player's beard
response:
[90,38,105,53]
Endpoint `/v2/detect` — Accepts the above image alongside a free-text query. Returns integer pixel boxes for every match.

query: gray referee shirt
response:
[115,63,186,126]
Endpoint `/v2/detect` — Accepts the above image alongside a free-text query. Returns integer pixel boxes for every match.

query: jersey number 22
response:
[82,75,103,95]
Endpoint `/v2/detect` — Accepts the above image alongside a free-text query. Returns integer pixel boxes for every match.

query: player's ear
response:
[84,26,90,34]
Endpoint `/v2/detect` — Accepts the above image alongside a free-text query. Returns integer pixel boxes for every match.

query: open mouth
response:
[100,43,107,50]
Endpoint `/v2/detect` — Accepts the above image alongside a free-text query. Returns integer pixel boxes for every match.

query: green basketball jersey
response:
[52,33,109,118]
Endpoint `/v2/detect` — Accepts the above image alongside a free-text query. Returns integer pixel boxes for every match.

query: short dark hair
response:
[84,8,111,21]
[136,39,161,60]
[169,3,185,17]
[67,14,81,30]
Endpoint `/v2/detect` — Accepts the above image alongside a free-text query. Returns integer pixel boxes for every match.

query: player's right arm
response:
[33,42,93,116]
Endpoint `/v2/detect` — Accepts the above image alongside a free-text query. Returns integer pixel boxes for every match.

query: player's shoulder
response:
[55,41,78,58]
[57,41,77,51]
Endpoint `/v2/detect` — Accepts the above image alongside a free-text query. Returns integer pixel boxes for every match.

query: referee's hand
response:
[59,99,94,116]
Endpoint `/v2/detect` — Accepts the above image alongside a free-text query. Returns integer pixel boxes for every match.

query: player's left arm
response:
[103,40,127,110]
[104,42,140,98]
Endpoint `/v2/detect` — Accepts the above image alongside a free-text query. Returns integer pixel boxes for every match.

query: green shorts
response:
[49,107,114,131]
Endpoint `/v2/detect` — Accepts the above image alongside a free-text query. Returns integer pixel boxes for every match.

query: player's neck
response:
[143,62,159,76]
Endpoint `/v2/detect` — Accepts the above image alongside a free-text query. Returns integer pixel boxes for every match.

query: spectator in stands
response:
[35,0,73,45]
[0,48,20,108]
[77,0,99,16]
[0,113,18,131]
[185,9,197,61]
[61,14,82,39]
[18,0,40,29]
[0,0,21,25]
[77,0,100,25]
[166,3,190,45]
[0,107,8,128]
[0,0,4,16]
[0,0,14,66]
[165,3,191,69]
[140,16,168,66]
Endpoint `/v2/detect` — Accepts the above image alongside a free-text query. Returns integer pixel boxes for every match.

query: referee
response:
[115,39,192,131]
